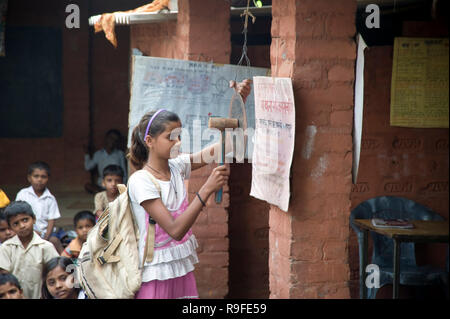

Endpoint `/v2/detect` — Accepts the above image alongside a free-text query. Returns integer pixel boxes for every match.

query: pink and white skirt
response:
[135,271,199,299]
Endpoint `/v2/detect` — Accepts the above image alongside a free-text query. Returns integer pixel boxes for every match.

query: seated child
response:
[41,256,86,299]
[0,201,59,299]
[0,210,15,246]
[94,164,124,219]
[15,161,64,254]
[0,273,25,299]
[61,210,96,262]
[84,129,128,194]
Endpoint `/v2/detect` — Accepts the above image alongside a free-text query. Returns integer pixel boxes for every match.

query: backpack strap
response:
[97,233,122,264]
[96,186,128,265]
[141,170,162,268]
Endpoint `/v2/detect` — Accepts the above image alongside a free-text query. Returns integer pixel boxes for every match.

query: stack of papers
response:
[371,218,414,229]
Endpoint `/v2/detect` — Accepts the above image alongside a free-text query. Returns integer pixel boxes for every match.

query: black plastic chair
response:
[350,196,449,299]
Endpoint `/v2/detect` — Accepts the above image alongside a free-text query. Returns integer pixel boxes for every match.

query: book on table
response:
[371,218,414,229]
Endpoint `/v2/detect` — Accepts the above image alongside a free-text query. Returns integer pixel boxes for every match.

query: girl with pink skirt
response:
[127,109,229,299]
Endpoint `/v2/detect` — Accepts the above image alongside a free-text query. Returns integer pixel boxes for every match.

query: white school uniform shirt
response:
[15,186,61,237]
[84,148,128,187]
[128,153,199,281]
[0,232,59,299]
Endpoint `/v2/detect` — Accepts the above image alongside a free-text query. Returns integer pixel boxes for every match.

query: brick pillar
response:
[269,0,357,298]
[130,0,231,298]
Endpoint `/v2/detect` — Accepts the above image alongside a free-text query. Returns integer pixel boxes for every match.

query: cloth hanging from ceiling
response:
[94,0,170,48]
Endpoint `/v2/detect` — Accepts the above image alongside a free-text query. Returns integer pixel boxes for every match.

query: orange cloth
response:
[94,0,170,48]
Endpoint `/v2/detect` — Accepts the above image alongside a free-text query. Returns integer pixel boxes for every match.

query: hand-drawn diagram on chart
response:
[128,55,270,155]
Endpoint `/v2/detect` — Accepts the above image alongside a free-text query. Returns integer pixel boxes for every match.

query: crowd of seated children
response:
[0,159,108,298]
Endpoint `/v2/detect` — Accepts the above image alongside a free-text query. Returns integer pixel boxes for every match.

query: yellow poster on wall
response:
[390,37,449,128]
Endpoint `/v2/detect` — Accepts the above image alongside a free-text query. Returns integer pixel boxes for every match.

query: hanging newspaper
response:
[128,55,269,157]
[250,76,295,212]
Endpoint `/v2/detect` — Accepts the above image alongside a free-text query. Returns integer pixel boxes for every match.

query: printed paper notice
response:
[390,37,449,128]
[250,77,295,212]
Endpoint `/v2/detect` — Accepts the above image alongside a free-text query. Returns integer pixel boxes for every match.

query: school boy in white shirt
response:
[0,201,59,299]
[15,161,63,254]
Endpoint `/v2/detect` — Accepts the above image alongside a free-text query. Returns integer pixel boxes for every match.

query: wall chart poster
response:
[128,55,269,155]
[390,37,449,128]
[250,76,295,212]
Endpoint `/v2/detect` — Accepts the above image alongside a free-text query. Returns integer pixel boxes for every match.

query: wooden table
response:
[353,219,449,299]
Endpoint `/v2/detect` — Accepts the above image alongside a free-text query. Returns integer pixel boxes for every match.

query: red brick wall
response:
[349,21,449,299]
[130,21,181,59]
[129,0,231,299]
[227,163,270,298]
[0,0,90,191]
[0,0,141,193]
[269,0,357,298]
[91,27,131,154]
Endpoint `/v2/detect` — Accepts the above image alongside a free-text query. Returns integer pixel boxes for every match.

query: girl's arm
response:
[140,165,229,241]
[190,79,252,171]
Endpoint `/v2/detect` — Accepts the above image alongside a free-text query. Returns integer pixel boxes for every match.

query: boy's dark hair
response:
[74,210,96,227]
[130,110,180,170]
[41,257,79,299]
[4,201,35,225]
[103,164,124,179]
[105,129,123,150]
[0,210,6,222]
[27,161,51,176]
[0,273,22,290]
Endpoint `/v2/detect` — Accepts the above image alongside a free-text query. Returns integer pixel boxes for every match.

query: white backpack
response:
[77,171,161,299]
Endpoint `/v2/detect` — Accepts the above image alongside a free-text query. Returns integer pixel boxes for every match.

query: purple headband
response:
[144,109,167,138]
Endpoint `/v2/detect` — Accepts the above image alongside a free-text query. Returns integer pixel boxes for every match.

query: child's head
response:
[130,109,181,169]
[73,210,95,242]
[42,256,79,299]
[27,161,51,194]
[102,164,124,196]
[0,210,15,243]
[0,273,24,299]
[104,129,122,151]
[4,201,35,240]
